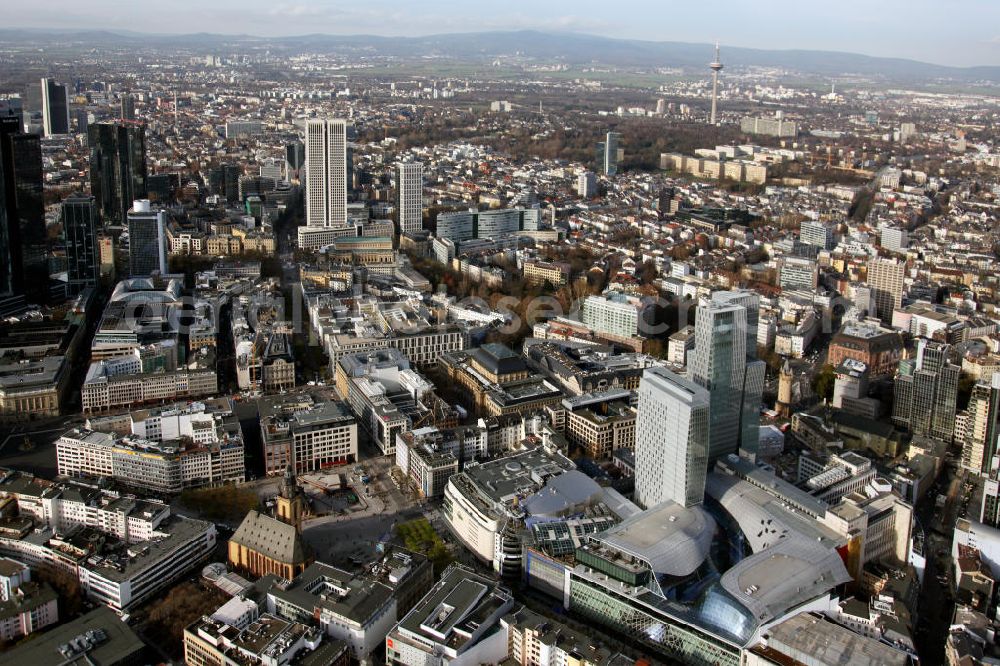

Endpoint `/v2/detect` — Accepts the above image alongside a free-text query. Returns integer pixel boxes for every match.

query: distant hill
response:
[2,28,997,83]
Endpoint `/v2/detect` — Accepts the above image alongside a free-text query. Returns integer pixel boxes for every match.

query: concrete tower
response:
[709,43,723,125]
[777,361,794,417]
[304,118,347,228]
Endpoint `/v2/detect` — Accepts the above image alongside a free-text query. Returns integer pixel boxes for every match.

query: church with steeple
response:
[228,465,314,580]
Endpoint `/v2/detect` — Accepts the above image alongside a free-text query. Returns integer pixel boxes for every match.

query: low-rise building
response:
[828,323,905,378]
[266,561,397,661]
[522,260,570,287]
[0,559,58,641]
[440,344,565,418]
[385,565,515,665]
[258,395,358,475]
[502,606,616,666]
[0,356,69,422]
[81,354,219,413]
[56,412,245,494]
[0,606,147,666]
[184,613,349,666]
[338,349,458,456]
[551,389,636,459]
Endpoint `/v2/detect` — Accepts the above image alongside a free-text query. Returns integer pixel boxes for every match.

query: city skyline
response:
[3,0,999,68]
[0,5,993,663]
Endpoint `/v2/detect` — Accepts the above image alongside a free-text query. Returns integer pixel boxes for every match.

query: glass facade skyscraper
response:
[89,121,148,227]
[0,124,47,303]
[62,194,100,294]
[40,78,69,136]
[127,200,167,278]
[892,338,959,441]
[688,290,766,461]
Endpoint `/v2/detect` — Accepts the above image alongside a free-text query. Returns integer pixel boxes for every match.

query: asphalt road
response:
[914,460,962,663]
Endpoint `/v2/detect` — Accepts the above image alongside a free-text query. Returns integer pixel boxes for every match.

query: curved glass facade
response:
[695,585,757,645]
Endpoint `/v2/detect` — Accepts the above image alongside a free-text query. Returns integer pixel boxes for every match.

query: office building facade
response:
[395,161,423,235]
[634,367,710,508]
[596,131,622,176]
[580,293,641,339]
[799,220,834,250]
[89,121,148,227]
[892,338,959,441]
[62,194,100,294]
[867,257,905,324]
[285,141,304,181]
[689,291,765,460]
[126,199,167,277]
[120,93,135,121]
[304,118,347,229]
[40,78,69,136]
[0,124,47,303]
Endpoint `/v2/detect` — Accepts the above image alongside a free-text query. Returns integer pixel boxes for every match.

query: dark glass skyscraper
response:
[41,78,70,136]
[120,93,136,121]
[62,194,99,294]
[0,122,48,303]
[285,141,304,181]
[89,121,147,227]
[127,200,167,278]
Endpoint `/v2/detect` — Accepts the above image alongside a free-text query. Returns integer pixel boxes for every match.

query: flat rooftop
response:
[395,565,512,653]
[461,446,575,504]
[0,606,145,666]
[757,612,910,666]
[268,561,393,625]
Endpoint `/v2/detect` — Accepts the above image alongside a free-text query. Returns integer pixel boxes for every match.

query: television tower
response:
[709,43,723,125]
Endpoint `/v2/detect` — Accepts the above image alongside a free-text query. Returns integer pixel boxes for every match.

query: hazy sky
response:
[9,0,1000,67]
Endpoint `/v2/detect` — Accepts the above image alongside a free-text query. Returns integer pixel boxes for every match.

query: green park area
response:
[395,518,454,576]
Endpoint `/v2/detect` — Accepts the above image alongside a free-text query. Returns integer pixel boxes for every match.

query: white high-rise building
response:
[688,290,766,461]
[576,171,597,198]
[395,161,423,235]
[580,293,640,339]
[634,367,710,509]
[304,118,347,229]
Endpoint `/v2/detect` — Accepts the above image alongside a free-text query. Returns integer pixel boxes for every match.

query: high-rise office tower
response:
[0,99,23,135]
[961,373,1000,475]
[709,44,723,125]
[89,121,148,227]
[127,200,167,277]
[0,122,47,303]
[120,93,136,121]
[304,119,347,228]
[596,131,622,176]
[576,171,597,198]
[62,194,99,294]
[285,141,304,182]
[395,161,423,236]
[40,78,69,136]
[73,107,89,134]
[867,256,905,324]
[892,338,959,441]
[634,366,711,509]
[689,290,766,461]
